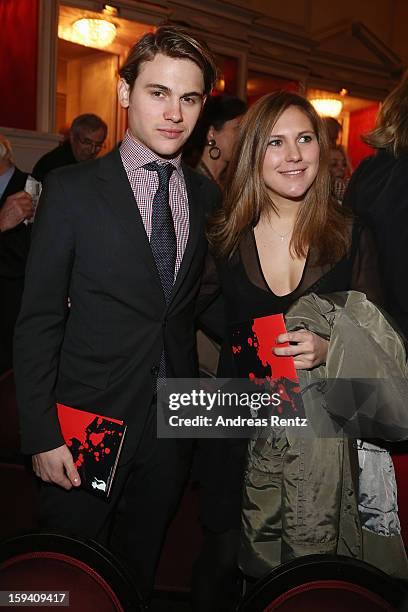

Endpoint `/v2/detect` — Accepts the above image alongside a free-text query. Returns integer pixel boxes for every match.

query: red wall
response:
[0,0,39,130]
[347,103,379,170]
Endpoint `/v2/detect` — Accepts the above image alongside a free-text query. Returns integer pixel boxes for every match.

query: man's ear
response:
[117,78,130,108]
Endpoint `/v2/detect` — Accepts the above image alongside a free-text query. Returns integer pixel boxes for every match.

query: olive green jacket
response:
[240,291,408,580]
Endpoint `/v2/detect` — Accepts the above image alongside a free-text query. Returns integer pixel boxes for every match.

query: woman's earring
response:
[207,138,221,160]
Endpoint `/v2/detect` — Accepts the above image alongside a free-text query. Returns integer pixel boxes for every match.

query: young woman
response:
[195,91,406,608]
[209,91,381,365]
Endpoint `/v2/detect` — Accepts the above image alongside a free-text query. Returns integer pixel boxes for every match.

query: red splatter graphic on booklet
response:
[57,403,127,499]
[230,313,304,416]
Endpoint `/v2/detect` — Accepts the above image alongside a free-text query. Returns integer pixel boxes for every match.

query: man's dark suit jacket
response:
[0,167,29,373]
[14,148,220,462]
[32,140,77,183]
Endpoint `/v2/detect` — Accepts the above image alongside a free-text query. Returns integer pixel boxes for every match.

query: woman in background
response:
[329,144,352,203]
[188,95,247,378]
[343,71,408,338]
[184,94,247,188]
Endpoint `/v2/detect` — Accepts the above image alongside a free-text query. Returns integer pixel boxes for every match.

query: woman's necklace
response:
[269,223,292,241]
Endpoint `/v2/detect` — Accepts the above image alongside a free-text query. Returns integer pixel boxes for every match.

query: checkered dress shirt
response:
[119,130,189,277]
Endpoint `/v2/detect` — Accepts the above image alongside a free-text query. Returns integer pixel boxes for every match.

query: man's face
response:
[118,53,205,158]
[70,127,106,162]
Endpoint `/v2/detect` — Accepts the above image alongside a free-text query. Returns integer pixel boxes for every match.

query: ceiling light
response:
[310,98,343,118]
[71,18,117,48]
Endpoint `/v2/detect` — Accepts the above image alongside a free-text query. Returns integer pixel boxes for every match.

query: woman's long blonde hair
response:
[208,91,350,263]
[363,72,408,156]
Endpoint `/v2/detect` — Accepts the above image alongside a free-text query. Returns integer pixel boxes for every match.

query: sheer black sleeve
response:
[195,249,225,342]
[351,224,384,306]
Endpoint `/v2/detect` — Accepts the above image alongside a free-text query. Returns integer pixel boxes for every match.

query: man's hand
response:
[274,330,329,370]
[32,444,81,490]
[0,191,33,232]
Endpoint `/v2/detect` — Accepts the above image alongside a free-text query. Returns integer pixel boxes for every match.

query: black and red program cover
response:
[57,403,127,499]
[230,313,304,418]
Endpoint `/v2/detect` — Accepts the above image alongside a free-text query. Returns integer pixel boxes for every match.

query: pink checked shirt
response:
[119,130,189,277]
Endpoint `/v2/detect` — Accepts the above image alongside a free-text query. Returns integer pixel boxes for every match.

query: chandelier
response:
[72,18,116,48]
[58,17,117,49]
[310,98,343,118]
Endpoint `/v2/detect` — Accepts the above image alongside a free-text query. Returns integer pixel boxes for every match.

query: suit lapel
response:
[95,150,205,306]
[96,148,164,297]
[171,164,205,301]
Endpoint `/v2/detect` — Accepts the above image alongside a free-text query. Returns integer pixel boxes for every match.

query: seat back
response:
[0,531,143,611]
[239,555,406,612]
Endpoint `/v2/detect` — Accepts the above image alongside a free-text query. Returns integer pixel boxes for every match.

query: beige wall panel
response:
[66,58,81,125]
[64,54,118,152]
[57,59,67,95]
[78,55,118,154]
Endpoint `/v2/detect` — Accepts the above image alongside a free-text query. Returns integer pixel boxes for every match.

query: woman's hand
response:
[273,330,329,370]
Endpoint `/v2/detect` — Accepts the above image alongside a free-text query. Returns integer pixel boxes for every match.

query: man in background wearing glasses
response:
[32,113,107,182]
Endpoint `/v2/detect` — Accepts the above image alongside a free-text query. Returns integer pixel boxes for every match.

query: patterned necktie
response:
[143,161,176,304]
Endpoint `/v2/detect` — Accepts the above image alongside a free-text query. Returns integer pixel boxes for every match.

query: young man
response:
[14,26,219,603]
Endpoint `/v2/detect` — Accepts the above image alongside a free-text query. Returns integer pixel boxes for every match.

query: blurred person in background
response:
[32,113,107,182]
[323,116,342,148]
[0,134,33,373]
[184,94,247,188]
[184,94,247,378]
[343,71,408,337]
[329,144,352,204]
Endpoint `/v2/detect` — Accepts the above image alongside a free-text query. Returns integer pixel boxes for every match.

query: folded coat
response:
[240,291,408,580]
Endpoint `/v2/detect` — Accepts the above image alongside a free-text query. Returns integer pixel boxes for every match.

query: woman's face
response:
[262,105,320,205]
[212,115,242,162]
[329,148,347,179]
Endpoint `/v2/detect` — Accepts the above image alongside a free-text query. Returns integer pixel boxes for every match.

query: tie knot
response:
[143,161,175,184]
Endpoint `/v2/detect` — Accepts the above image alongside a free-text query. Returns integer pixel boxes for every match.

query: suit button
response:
[151,365,159,375]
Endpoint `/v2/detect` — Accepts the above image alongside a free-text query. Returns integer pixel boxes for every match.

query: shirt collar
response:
[120,130,183,175]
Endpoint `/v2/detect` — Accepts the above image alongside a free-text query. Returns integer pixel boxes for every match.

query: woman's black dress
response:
[198,222,383,533]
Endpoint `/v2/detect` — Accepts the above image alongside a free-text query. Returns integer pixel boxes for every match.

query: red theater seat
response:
[0,531,143,611]
[238,555,406,612]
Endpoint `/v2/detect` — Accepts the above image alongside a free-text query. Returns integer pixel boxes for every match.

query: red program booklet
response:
[57,403,127,500]
[230,313,304,417]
